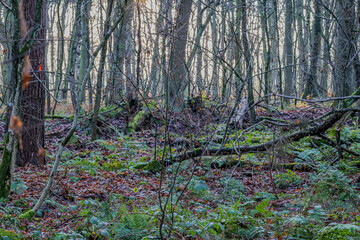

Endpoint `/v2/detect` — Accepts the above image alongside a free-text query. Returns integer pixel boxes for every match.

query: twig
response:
[276,94,360,103]
[318,133,360,157]
[0,0,11,11]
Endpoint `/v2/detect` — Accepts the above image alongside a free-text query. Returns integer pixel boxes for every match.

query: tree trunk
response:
[269,0,280,99]
[211,14,219,98]
[234,0,243,100]
[168,0,193,110]
[149,1,165,96]
[18,0,47,166]
[283,0,294,103]
[303,0,322,99]
[240,0,255,123]
[334,0,355,97]
[320,5,333,97]
[91,0,114,140]
[79,0,91,104]
[195,0,203,93]
[52,0,68,115]
[63,0,82,111]
[259,0,271,104]
[0,0,21,199]
[296,0,307,95]
[124,3,134,95]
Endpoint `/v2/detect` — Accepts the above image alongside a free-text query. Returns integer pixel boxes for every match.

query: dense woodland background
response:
[0,0,360,239]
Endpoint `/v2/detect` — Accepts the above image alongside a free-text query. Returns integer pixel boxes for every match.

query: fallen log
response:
[138,110,360,172]
[169,110,346,162]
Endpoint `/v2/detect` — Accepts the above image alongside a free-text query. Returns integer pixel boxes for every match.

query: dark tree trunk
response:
[334,0,355,97]
[18,0,47,166]
[303,0,322,98]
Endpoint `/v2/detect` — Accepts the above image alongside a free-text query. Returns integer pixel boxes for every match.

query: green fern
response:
[112,206,153,240]
[318,223,360,239]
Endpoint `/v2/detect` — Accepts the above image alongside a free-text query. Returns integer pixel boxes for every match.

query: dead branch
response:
[167,110,347,163]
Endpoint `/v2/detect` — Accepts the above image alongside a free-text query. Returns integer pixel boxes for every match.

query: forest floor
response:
[1,104,360,239]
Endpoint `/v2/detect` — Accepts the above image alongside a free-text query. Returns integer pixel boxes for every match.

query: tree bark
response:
[91,0,114,140]
[18,0,47,166]
[79,0,91,104]
[303,0,322,99]
[240,0,256,123]
[334,0,355,97]
[283,0,294,103]
[168,0,193,110]
[52,0,68,115]
[63,0,81,110]
[0,0,21,199]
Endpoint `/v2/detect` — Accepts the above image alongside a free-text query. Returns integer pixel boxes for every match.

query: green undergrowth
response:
[4,113,360,239]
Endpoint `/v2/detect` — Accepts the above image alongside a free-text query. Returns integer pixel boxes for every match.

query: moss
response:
[134,162,148,169]
[0,133,12,199]
[279,163,313,171]
[14,199,28,208]
[349,161,360,168]
[144,160,162,172]
[0,229,23,239]
[129,110,146,129]
[103,161,127,171]
[19,210,35,220]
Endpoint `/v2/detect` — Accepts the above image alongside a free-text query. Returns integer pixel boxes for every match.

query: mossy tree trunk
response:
[0,0,21,200]
[0,134,13,199]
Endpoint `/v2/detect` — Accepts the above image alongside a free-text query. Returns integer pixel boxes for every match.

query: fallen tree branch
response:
[165,110,347,163]
[318,133,360,157]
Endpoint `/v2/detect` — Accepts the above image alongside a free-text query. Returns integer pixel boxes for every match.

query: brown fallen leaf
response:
[9,116,23,150]
[22,54,31,90]
[38,147,45,167]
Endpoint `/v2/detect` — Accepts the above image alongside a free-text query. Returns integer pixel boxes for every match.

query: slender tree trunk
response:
[91,0,114,140]
[63,0,81,111]
[320,5,332,97]
[52,0,68,115]
[46,1,54,114]
[211,14,219,98]
[269,0,280,98]
[221,0,229,101]
[125,3,134,95]
[234,1,243,100]
[150,1,165,96]
[303,0,322,98]
[240,0,256,123]
[160,0,172,98]
[283,0,294,103]
[296,0,307,95]
[195,0,203,93]
[79,0,91,104]
[259,0,271,104]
